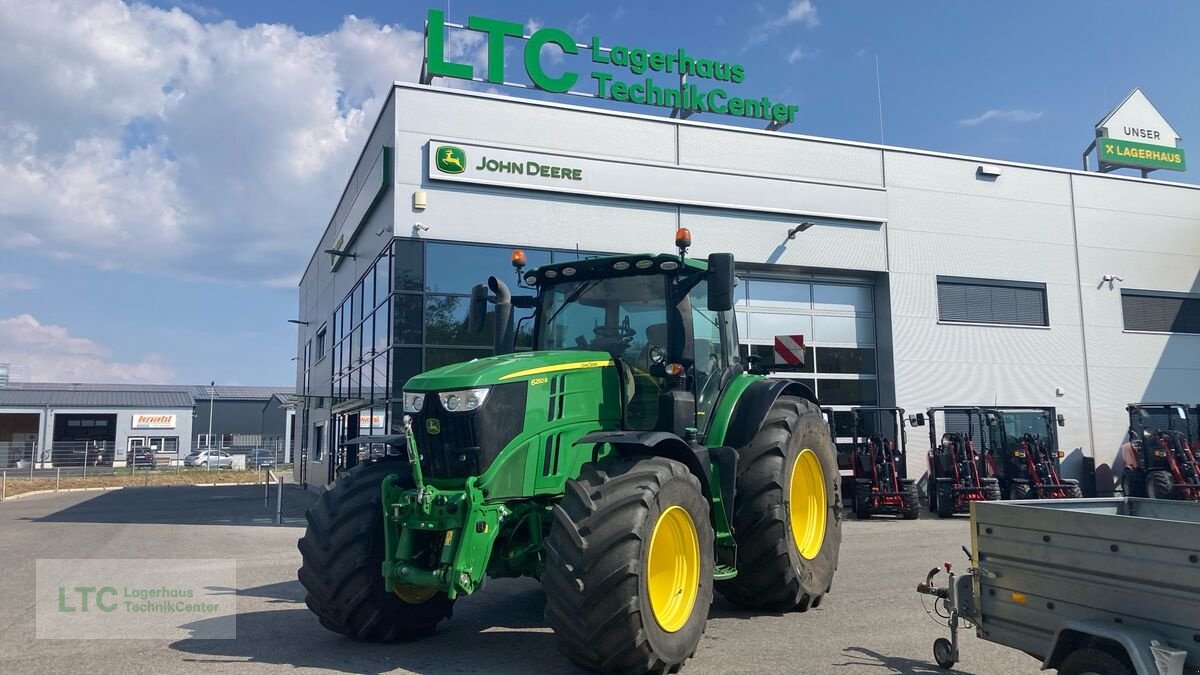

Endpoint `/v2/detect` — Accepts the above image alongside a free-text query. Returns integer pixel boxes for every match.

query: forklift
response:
[909,407,1000,518]
[849,407,919,519]
[1121,403,1200,501]
[980,407,1080,500]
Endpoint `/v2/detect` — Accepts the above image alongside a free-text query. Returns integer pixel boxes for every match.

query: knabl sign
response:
[424,9,799,125]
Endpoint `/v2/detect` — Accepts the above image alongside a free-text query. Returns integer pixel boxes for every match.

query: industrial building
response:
[293,81,1199,490]
[0,382,294,467]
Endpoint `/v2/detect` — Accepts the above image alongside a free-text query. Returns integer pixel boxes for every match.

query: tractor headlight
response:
[402,391,426,413]
[438,387,490,412]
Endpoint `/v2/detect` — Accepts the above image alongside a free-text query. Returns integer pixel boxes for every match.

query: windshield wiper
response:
[543,279,602,330]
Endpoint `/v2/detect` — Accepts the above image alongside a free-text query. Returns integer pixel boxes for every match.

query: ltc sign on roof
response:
[1096,88,1186,172]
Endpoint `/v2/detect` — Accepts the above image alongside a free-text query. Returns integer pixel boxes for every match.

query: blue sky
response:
[0,0,1196,387]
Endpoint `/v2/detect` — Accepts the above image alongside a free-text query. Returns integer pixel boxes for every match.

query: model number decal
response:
[530,377,550,386]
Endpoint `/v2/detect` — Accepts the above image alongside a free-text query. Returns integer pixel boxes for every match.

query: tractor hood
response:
[404,350,614,391]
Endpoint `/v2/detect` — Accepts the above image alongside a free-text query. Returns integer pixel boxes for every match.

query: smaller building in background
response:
[0,383,294,468]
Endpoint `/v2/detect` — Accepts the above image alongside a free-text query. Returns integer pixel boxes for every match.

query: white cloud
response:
[786,45,816,63]
[959,108,1044,127]
[613,5,626,21]
[767,0,819,29]
[0,272,37,295]
[0,314,173,383]
[0,1,444,286]
[747,0,819,48]
[524,18,542,35]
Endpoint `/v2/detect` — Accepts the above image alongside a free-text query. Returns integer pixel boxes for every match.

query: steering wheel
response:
[593,325,636,340]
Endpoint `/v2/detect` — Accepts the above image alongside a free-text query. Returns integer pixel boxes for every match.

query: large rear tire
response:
[297,461,453,641]
[543,456,714,674]
[717,395,842,612]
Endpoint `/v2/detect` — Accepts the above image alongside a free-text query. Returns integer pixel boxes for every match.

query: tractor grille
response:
[410,381,528,480]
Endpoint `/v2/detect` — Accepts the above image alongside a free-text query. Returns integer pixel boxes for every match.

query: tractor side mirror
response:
[908,413,925,427]
[707,253,735,312]
[1057,414,1066,427]
[467,284,489,334]
[984,412,1000,427]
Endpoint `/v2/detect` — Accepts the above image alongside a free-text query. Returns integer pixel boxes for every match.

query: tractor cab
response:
[469,229,741,440]
[979,407,1076,500]
[1122,403,1200,501]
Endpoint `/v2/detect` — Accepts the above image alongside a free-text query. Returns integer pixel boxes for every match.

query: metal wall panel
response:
[677,126,884,187]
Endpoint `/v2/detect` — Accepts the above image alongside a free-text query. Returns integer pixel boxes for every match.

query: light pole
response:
[207,381,215,468]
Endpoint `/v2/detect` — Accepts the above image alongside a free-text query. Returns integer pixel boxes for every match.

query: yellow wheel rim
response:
[646,505,700,633]
[393,584,437,604]
[789,448,827,560]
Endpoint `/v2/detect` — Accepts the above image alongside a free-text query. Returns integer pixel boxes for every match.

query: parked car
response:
[246,449,276,469]
[184,450,233,468]
[127,448,157,468]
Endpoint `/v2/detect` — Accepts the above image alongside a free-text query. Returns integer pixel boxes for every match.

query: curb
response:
[0,481,274,503]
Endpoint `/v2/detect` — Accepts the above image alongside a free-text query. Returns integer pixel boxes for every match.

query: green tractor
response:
[298,231,842,673]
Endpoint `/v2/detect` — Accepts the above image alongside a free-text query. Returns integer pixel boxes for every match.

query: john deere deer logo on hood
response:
[435,146,466,174]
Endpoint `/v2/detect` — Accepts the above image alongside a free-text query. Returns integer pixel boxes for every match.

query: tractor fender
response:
[1042,619,1162,674]
[721,378,819,451]
[576,431,716,516]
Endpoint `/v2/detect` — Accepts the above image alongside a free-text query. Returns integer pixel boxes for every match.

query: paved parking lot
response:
[0,485,1042,674]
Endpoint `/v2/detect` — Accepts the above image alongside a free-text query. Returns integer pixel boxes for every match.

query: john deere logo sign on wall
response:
[1093,88,1186,173]
[435,145,466,174]
[423,9,799,126]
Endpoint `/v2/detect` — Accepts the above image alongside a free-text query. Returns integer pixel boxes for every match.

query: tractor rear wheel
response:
[900,480,920,520]
[853,480,873,519]
[935,480,955,518]
[1147,470,1176,500]
[543,455,713,674]
[297,461,453,641]
[717,395,842,612]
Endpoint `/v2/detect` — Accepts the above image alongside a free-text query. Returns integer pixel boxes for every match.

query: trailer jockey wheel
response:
[933,637,955,669]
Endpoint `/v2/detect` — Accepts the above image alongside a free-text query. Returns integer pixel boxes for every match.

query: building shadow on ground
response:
[172,578,561,674]
[31,484,314,527]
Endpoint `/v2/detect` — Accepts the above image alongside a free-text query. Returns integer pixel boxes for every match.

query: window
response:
[937,276,1048,327]
[316,325,327,361]
[1122,290,1200,334]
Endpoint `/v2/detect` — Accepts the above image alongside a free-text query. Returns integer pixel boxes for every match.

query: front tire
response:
[935,479,955,518]
[900,480,920,520]
[297,461,453,641]
[718,395,842,611]
[543,456,714,674]
[1147,469,1176,500]
[1011,480,1033,500]
[853,479,873,519]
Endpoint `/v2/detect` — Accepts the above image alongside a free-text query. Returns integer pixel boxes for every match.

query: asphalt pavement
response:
[0,484,1043,674]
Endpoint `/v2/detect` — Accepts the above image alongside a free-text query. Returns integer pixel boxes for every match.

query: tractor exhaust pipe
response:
[468,277,515,355]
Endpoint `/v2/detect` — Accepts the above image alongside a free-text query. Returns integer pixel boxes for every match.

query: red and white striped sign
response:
[774,335,807,366]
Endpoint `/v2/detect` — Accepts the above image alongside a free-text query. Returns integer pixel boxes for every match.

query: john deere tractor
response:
[297,231,842,673]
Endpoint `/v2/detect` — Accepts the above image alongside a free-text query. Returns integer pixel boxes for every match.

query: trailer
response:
[917,498,1200,675]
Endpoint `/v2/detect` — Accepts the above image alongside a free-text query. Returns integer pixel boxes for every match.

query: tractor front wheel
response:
[853,480,873,519]
[900,480,920,520]
[543,456,714,674]
[298,461,453,641]
[935,479,955,518]
[1147,470,1176,500]
[1011,480,1033,500]
[718,395,842,612]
